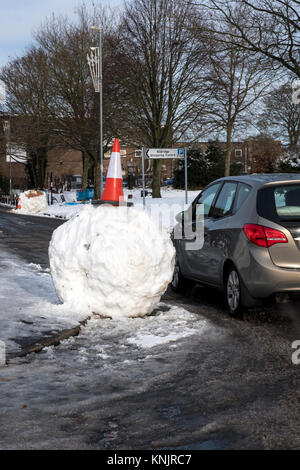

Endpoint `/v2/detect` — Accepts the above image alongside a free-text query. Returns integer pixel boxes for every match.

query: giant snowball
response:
[15,190,48,214]
[49,205,175,318]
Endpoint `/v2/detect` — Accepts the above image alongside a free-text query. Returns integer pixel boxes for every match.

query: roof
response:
[214,173,300,186]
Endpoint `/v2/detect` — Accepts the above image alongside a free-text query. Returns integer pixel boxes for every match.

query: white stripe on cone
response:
[106,152,122,179]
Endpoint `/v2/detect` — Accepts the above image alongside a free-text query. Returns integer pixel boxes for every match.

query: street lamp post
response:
[3,117,12,197]
[87,25,103,198]
[0,81,12,197]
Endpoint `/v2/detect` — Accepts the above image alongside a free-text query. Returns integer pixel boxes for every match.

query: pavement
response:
[1,205,300,450]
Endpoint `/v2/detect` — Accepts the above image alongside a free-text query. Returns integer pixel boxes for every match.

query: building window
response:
[235,149,242,159]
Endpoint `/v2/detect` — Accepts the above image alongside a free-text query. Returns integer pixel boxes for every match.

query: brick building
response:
[0,136,282,192]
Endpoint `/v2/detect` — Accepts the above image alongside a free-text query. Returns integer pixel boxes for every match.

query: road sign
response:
[145,148,185,159]
[141,147,188,209]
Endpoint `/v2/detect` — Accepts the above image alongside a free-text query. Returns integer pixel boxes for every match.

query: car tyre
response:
[225,267,243,318]
[171,258,193,294]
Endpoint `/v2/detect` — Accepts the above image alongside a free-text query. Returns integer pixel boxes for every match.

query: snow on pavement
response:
[36,304,208,372]
[45,188,200,233]
[0,243,207,358]
[41,203,84,219]
[4,188,201,233]
[0,249,87,356]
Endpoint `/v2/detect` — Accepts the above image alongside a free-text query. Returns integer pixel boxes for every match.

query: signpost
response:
[141,147,188,208]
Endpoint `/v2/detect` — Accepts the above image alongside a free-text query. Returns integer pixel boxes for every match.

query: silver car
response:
[171,174,300,316]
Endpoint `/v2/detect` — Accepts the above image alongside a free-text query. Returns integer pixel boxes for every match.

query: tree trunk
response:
[36,149,47,188]
[152,159,162,198]
[225,127,232,177]
[82,152,89,190]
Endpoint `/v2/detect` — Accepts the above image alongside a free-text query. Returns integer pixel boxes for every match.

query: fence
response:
[0,194,18,207]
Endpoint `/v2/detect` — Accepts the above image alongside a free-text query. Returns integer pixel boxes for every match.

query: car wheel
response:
[171,258,193,294]
[225,268,243,317]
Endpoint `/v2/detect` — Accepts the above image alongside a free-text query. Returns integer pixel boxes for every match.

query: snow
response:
[43,203,85,219]
[127,330,197,349]
[70,304,206,358]
[0,245,205,358]
[0,296,211,449]
[49,205,176,319]
[62,191,77,202]
[0,216,215,448]
[0,249,87,356]
[42,187,200,234]
[0,185,220,449]
[4,187,201,235]
[279,151,300,168]
[13,190,48,214]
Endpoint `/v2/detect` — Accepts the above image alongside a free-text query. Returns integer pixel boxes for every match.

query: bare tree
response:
[120,0,210,197]
[204,28,275,175]
[195,0,300,77]
[36,6,126,198]
[258,81,300,151]
[0,47,54,188]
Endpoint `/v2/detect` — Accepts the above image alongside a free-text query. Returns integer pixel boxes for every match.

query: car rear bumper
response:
[237,245,300,298]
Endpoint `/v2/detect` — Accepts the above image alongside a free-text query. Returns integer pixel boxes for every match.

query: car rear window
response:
[257,184,300,223]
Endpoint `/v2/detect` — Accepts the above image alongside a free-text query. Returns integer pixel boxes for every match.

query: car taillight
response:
[263,227,288,247]
[243,224,288,248]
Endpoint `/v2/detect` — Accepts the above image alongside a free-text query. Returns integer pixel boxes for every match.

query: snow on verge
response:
[49,204,175,319]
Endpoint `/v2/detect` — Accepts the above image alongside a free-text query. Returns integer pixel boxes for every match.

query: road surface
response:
[0,205,300,450]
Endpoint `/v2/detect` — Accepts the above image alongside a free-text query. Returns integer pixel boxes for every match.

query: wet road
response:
[0,206,64,268]
[1,205,300,450]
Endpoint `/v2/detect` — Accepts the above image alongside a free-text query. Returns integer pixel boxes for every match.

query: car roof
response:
[214,173,300,187]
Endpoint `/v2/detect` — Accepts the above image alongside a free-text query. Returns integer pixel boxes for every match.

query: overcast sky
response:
[0,0,122,68]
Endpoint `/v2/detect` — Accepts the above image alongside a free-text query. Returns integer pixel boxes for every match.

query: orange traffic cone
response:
[101,138,124,203]
[17,198,21,209]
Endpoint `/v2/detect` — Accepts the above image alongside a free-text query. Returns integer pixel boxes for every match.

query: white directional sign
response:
[141,145,188,208]
[146,148,185,159]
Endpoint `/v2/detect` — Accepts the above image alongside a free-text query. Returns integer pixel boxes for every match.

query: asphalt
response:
[1,204,300,449]
[0,206,65,268]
